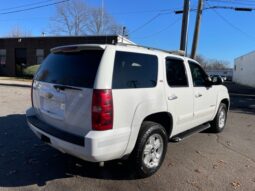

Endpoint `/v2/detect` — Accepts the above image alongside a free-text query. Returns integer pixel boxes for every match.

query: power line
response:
[206,0,255,6]
[0,0,70,15]
[129,12,174,34]
[111,8,181,15]
[205,2,255,40]
[0,17,51,22]
[204,5,255,11]
[132,17,181,39]
[129,7,199,35]
[0,0,56,11]
[208,0,255,3]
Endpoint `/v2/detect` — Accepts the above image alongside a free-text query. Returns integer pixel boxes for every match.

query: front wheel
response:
[131,121,168,178]
[210,103,227,133]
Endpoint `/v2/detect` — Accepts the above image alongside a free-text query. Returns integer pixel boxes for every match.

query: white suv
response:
[26,44,230,177]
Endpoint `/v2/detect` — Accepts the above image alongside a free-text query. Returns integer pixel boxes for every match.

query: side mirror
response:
[211,76,223,85]
[205,77,213,87]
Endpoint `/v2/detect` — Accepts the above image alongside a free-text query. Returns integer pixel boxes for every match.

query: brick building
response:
[0,35,133,77]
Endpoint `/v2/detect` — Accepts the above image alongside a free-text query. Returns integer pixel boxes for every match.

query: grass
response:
[23,65,39,77]
[0,64,39,82]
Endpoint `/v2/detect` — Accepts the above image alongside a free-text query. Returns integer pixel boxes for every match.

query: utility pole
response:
[180,0,190,55]
[191,0,203,59]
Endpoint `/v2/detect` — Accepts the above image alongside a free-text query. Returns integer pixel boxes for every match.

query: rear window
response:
[35,50,104,88]
[112,51,158,89]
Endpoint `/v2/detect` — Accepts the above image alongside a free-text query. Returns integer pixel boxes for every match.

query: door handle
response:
[168,95,178,100]
[195,93,202,98]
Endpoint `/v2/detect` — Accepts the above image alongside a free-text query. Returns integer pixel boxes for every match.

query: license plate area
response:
[41,97,65,120]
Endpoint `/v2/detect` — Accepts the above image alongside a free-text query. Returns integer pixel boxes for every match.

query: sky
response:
[1,0,255,67]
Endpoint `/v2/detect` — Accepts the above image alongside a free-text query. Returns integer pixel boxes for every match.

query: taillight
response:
[31,80,34,107]
[92,89,113,131]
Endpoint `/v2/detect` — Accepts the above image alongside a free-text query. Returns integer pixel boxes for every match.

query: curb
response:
[0,83,31,88]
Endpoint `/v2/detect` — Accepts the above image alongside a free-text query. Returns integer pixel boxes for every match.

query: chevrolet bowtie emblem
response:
[45,93,53,99]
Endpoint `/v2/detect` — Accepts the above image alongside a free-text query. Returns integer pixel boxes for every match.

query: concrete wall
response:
[233,51,255,88]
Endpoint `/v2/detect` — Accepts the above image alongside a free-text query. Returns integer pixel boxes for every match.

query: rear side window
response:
[112,51,158,89]
[166,58,188,87]
[35,50,104,88]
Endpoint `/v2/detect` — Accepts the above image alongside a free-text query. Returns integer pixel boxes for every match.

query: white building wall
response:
[234,51,255,88]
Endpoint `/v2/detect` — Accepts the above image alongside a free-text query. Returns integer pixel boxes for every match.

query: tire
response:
[210,103,227,133]
[131,121,168,178]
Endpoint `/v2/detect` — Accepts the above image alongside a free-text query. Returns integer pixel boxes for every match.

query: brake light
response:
[31,80,34,107]
[92,89,113,131]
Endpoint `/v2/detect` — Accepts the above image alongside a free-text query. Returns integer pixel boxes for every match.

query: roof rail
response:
[116,42,185,56]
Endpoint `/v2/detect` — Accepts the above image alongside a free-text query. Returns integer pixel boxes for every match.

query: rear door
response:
[32,48,104,136]
[165,57,194,135]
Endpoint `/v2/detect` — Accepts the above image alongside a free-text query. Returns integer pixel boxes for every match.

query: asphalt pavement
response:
[0,82,254,191]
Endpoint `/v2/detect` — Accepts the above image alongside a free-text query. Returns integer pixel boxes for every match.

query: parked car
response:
[221,75,227,81]
[26,44,230,177]
[210,75,225,83]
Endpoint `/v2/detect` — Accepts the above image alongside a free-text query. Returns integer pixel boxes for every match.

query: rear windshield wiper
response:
[53,84,82,91]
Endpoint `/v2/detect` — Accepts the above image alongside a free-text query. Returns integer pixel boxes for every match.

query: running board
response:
[170,123,211,142]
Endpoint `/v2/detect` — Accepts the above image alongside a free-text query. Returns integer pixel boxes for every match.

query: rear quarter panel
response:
[95,47,168,157]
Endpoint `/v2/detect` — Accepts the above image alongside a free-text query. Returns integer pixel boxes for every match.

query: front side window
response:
[188,61,208,87]
[112,51,158,89]
[166,58,188,87]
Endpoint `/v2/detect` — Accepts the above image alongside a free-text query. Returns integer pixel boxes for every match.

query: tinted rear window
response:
[35,50,104,88]
[112,51,158,89]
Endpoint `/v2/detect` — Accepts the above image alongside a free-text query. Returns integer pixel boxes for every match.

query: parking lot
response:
[0,82,255,191]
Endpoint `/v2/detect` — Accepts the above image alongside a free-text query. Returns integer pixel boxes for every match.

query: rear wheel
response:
[131,121,168,178]
[210,103,227,133]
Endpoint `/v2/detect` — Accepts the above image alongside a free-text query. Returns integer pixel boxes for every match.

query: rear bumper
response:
[26,108,131,162]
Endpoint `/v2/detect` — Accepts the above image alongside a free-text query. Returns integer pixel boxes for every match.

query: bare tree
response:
[86,7,123,35]
[50,0,89,36]
[195,54,230,70]
[7,25,32,37]
[49,0,125,36]
[195,55,207,68]
[206,59,230,70]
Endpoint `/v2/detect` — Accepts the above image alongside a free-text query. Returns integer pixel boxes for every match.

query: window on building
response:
[166,58,188,87]
[112,51,158,89]
[0,49,6,66]
[36,49,44,65]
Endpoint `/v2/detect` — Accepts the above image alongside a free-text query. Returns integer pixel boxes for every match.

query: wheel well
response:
[143,112,173,137]
[221,98,229,110]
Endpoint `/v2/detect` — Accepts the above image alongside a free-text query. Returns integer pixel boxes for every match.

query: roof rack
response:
[116,42,185,56]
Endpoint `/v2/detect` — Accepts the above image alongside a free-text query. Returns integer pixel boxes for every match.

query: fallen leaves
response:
[194,169,201,173]
[213,160,227,169]
[186,180,202,190]
[226,141,232,146]
[230,180,241,189]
